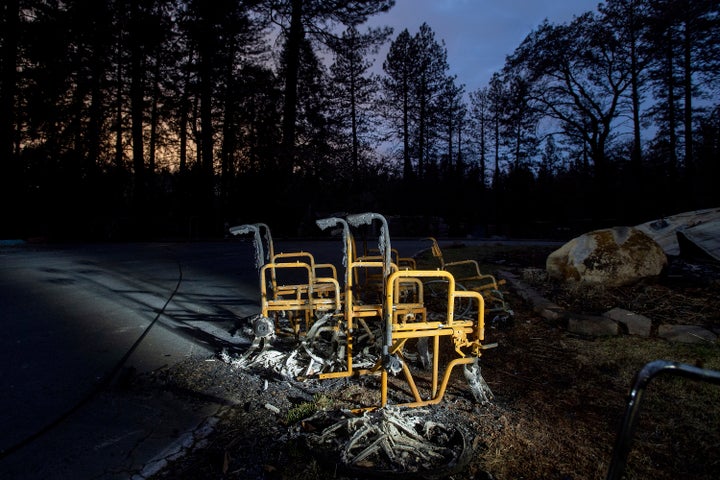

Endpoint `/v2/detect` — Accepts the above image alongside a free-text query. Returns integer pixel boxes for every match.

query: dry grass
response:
[415,243,720,479]
[478,321,720,480]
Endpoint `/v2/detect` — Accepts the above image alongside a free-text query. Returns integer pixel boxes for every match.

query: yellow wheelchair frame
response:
[230,223,341,336]
[313,214,494,408]
[376,269,490,408]
[231,214,494,409]
[425,236,510,316]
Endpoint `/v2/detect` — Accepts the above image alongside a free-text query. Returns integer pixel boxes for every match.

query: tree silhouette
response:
[264,0,394,174]
[0,0,718,239]
[507,12,633,221]
[382,23,450,180]
[328,25,391,179]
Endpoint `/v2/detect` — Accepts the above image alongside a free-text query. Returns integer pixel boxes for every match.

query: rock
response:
[546,227,667,286]
[500,270,564,321]
[657,325,717,344]
[536,304,565,322]
[567,313,619,337]
[603,307,653,337]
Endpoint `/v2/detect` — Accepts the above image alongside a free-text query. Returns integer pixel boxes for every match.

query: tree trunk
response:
[281,0,303,172]
[178,52,194,174]
[493,114,500,186]
[148,57,161,176]
[629,27,642,172]
[86,43,105,174]
[418,84,426,178]
[350,57,359,176]
[198,41,215,225]
[665,40,678,173]
[0,0,20,235]
[1,0,19,163]
[129,2,146,210]
[403,75,412,179]
[682,20,694,173]
[114,31,124,170]
[220,40,237,205]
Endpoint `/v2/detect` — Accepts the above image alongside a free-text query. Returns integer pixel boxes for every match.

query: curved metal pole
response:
[346,213,393,366]
[229,224,264,270]
[346,212,391,277]
[315,216,359,378]
[316,216,352,279]
[606,360,720,480]
[255,223,273,263]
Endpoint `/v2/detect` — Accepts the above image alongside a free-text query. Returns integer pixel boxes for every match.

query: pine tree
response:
[469,87,490,188]
[381,23,450,180]
[263,0,394,174]
[382,28,415,179]
[328,25,391,179]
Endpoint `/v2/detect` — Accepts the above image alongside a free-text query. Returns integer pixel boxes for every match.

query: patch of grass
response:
[285,393,334,425]
[573,336,720,382]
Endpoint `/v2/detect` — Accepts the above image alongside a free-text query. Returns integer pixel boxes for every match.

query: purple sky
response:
[364,0,602,94]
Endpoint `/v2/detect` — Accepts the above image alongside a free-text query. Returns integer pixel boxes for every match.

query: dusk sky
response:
[365,0,602,95]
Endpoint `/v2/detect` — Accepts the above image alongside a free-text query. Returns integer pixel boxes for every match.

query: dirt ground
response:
[144,244,720,480]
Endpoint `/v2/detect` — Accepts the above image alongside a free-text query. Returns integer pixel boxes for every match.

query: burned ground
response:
[143,244,720,480]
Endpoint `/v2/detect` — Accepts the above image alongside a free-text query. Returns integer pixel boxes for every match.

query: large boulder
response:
[546,227,667,286]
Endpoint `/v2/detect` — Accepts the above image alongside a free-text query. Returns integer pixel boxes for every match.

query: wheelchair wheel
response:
[423,279,472,318]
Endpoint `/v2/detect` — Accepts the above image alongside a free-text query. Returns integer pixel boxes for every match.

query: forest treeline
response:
[0,0,718,240]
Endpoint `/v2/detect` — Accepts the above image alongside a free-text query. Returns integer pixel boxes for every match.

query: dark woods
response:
[0,0,718,240]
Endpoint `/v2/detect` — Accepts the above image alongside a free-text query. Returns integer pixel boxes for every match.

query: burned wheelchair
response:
[422,236,512,321]
[228,213,495,409]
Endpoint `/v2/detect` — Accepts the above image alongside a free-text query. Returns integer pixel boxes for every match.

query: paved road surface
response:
[0,241,263,479]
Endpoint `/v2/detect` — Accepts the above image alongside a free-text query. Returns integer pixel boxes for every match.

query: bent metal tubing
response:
[315,216,377,380]
[229,224,265,270]
[378,269,486,408]
[347,213,394,367]
[606,360,720,480]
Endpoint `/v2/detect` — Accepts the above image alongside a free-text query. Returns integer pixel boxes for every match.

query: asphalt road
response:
[0,241,265,479]
[0,236,518,479]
